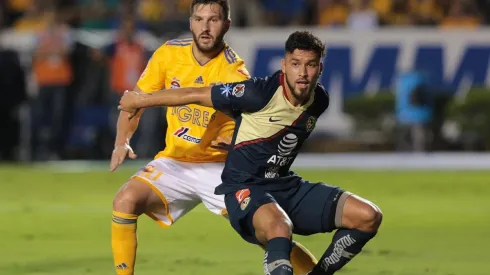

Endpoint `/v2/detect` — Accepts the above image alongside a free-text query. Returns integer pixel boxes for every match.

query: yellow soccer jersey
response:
[136,38,251,163]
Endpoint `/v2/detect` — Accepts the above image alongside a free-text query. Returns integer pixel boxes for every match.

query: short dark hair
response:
[190,0,230,20]
[285,31,326,59]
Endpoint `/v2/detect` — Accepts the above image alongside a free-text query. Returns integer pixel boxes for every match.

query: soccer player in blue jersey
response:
[119,30,383,275]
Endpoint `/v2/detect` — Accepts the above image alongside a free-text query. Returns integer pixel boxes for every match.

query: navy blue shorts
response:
[224,180,344,245]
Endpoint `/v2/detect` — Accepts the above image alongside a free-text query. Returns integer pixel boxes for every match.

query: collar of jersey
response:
[190,41,223,67]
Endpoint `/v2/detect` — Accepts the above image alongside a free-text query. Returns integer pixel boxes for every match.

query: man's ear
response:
[224,19,231,33]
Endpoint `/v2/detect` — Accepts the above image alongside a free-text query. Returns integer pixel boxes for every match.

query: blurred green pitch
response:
[1,165,489,275]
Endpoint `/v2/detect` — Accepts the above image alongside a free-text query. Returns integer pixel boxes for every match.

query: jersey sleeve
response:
[136,45,167,93]
[210,77,268,115]
[214,61,252,118]
[223,61,251,83]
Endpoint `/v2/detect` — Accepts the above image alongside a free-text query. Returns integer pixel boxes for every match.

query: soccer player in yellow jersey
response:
[109,1,318,274]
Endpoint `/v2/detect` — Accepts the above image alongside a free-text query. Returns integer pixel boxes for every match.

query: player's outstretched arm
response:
[120,80,263,119]
[118,86,213,112]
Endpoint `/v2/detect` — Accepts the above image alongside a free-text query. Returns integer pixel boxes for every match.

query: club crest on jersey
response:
[306,116,317,132]
[171,77,181,88]
[173,127,201,144]
[232,84,245,97]
[240,197,251,210]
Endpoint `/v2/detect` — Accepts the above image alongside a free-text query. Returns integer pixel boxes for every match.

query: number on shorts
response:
[140,165,163,181]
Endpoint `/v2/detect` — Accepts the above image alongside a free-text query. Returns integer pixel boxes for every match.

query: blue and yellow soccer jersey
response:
[136,38,251,163]
[209,71,330,194]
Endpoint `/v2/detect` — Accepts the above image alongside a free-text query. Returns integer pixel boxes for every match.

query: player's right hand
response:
[119,90,140,112]
[118,90,143,120]
[110,143,137,172]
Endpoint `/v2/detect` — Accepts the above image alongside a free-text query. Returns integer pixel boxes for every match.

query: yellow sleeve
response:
[224,60,251,83]
[136,44,168,93]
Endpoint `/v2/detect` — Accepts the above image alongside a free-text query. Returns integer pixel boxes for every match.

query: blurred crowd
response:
[0,0,488,33]
[238,0,489,29]
[0,0,488,162]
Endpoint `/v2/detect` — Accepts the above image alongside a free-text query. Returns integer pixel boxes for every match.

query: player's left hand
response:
[110,143,137,172]
[211,136,232,152]
[118,90,142,119]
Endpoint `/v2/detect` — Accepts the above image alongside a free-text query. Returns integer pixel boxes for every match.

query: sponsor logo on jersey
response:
[235,189,251,203]
[173,127,201,144]
[278,133,298,156]
[235,189,252,210]
[194,76,204,84]
[265,166,280,178]
[266,133,297,167]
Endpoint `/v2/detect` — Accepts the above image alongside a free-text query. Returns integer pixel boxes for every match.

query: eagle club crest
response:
[306,116,317,132]
[232,84,245,97]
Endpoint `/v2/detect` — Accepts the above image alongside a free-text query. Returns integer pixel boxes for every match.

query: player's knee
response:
[357,203,382,232]
[340,195,382,232]
[112,180,151,215]
[253,203,293,243]
[265,218,293,240]
[355,203,383,232]
[112,187,139,214]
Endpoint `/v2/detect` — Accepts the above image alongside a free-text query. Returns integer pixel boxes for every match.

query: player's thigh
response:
[288,181,346,235]
[193,162,228,216]
[252,199,293,244]
[224,187,292,245]
[131,158,201,227]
